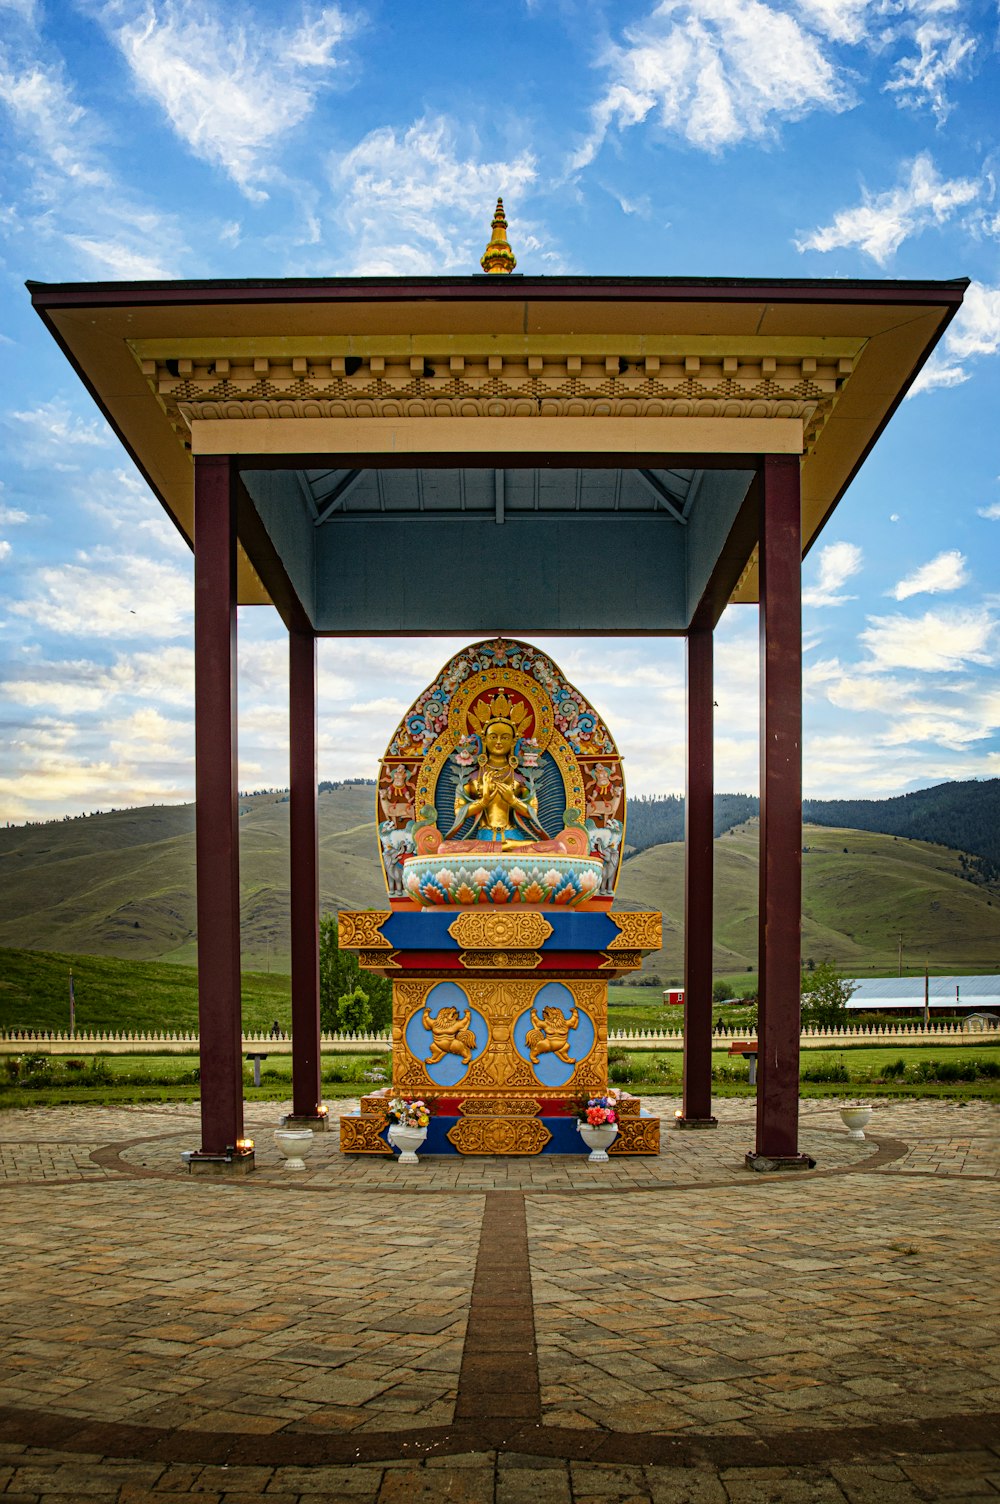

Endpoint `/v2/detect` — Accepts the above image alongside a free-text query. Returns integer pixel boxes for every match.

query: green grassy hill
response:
[617,820,1000,980]
[2,794,998,982]
[0,787,386,971]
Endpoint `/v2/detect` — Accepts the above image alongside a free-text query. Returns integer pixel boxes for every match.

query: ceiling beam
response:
[637,469,689,524]
[313,470,364,525]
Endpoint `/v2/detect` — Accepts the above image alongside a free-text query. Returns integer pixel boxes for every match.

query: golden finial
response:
[480,197,517,275]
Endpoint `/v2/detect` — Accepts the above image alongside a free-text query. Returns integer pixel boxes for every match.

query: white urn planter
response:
[839,1105,872,1140]
[388,1123,428,1164]
[579,1123,619,1162]
[274,1127,314,1170]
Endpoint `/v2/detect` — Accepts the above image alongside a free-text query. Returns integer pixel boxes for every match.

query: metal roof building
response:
[847,976,1000,1010]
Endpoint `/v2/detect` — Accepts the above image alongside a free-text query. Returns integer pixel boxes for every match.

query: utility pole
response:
[898,933,903,977]
[924,968,930,1029]
[69,969,75,1036]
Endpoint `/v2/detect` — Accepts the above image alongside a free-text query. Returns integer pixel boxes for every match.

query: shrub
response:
[800,1060,849,1083]
[336,987,372,1034]
[609,1061,633,1084]
[800,962,857,1029]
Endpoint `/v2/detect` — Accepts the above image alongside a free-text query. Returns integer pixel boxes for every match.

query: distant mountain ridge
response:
[1,780,997,979]
[624,780,1000,885]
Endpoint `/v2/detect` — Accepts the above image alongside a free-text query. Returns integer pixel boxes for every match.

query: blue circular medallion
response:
[405,982,489,1087]
[513,982,595,1088]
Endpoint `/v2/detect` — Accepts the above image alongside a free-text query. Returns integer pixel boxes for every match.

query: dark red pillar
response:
[751,454,808,1168]
[288,627,323,1124]
[193,455,246,1160]
[679,621,716,1127]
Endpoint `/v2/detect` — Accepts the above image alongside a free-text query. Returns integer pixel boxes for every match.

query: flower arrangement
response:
[450,734,479,769]
[574,1091,621,1126]
[387,1095,433,1130]
[518,736,542,768]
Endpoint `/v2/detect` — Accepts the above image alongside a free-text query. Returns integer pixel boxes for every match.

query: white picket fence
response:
[1,1021,997,1058]
[0,1030,391,1057]
[609,1022,1000,1052]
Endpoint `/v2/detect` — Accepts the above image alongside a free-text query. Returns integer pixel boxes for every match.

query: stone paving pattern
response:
[0,1096,997,1500]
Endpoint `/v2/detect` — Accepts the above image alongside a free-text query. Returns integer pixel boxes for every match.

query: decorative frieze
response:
[338,911,393,949]
[446,1117,552,1154]
[458,950,542,969]
[458,1097,541,1116]
[136,344,855,456]
[605,912,662,951]
[448,911,554,949]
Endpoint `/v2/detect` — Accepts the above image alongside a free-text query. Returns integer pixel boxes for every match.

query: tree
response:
[319,916,392,1032]
[337,987,372,1034]
[800,961,857,1029]
[712,980,731,1004]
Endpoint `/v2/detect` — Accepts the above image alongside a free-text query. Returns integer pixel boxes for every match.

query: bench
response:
[728,1040,758,1086]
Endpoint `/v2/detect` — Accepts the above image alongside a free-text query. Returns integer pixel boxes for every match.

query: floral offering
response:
[387,1095,433,1130]
[575,1091,621,1126]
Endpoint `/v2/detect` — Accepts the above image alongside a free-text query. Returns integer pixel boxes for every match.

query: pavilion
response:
[29,250,966,1170]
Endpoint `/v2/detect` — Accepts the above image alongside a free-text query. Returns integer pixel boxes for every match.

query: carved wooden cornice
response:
[135,342,858,457]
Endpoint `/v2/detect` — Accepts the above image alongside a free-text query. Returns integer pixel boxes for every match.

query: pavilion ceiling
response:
[28,275,966,613]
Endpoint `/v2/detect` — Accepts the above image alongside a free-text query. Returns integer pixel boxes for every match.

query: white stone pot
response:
[274,1127,314,1170]
[388,1123,428,1164]
[579,1122,619,1162]
[839,1105,872,1140]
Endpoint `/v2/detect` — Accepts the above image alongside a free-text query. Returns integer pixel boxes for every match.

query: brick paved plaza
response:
[0,1096,997,1501]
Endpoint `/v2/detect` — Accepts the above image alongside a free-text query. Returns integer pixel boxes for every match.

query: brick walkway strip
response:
[454,1190,541,1425]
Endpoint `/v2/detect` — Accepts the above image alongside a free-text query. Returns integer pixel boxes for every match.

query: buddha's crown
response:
[469,690,530,736]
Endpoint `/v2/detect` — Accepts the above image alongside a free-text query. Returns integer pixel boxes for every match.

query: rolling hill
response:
[2,787,998,980]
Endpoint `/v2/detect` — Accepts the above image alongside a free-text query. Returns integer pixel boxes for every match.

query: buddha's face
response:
[484,721,514,758]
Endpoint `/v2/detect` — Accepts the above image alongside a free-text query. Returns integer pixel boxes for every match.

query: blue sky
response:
[0,0,998,823]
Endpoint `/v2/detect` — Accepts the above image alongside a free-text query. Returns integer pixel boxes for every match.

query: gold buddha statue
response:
[443,718,551,849]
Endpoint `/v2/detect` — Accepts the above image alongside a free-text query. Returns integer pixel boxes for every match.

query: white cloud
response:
[5,399,113,466]
[103,1,356,199]
[571,0,852,167]
[0,646,195,714]
[796,0,873,44]
[884,18,976,122]
[0,715,191,822]
[10,548,192,639]
[890,548,968,601]
[809,659,1000,755]
[978,501,1000,521]
[0,0,38,18]
[83,466,186,548]
[108,706,187,762]
[859,606,995,672]
[0,540,11,562]
[333,115,538,274]
[0,51,110,188]
[62,235,174,280]
[0,502,29,524]
[910,281,1000,395]
[0,40,186,277]
[795,152,979,264]
[803,540,863,607]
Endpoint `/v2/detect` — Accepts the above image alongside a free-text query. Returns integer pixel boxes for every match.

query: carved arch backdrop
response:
[376,637,626,900]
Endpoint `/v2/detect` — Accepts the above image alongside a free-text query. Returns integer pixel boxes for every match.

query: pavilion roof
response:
[28,273,966,619]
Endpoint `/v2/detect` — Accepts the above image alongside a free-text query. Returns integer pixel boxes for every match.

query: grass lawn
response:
[0,946,292,1035]
[608,1044,1000,1099]
[2,1043,997,1107]
[0,1051,389,1109]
